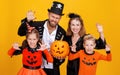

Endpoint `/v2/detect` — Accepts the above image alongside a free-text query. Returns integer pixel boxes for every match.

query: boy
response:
[68,34,112,75]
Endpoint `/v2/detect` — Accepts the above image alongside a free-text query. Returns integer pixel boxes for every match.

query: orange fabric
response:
[43,49,53,62]
[8,47,15,57]
[17,67,46,75]
[22,48,43,67]
[68,50,112,75]
[8,47,53,75]
[22,48,53,67]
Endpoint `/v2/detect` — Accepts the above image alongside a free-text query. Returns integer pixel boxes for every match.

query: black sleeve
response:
[18,18,28,36]
[63,32,67,41]
[95,37,106,49]
[13,47,23,55]
[53,58,65,67]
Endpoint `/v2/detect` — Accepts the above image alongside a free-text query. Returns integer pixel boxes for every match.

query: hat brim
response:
[48,9,64,16]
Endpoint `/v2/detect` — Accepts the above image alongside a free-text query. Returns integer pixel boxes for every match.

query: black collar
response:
[27,44,40,53]
[84,50,95,55]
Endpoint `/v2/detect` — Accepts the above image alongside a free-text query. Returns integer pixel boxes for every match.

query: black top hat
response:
[48,1,64,16]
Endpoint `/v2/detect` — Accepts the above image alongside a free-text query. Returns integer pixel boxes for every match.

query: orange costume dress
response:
[8,47,53,75]
[68,50,112,75]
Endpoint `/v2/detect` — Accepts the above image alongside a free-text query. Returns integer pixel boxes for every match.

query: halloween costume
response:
[18,1,65,75]
[8,45,53,75]
[68,50,112,75]
[66,35,106,75]
[18,18,66,75]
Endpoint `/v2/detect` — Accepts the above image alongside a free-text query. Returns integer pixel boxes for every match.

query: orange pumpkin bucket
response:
[50,40,70,58]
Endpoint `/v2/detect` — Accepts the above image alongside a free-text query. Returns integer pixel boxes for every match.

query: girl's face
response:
[27,33,38,48]
[70,19,81,34]
[83,40,96,54]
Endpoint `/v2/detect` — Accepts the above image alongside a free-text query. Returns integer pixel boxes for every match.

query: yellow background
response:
[0,0,120,75]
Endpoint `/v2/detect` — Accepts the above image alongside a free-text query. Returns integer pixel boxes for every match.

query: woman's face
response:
[27,33,38,48]
[70,19,81,34]
[83,40,96,54]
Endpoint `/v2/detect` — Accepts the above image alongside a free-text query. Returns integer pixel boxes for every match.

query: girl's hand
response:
[12,42,21,50]
[37,43,47,51]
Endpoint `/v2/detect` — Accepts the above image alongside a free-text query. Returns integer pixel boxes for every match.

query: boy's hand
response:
[70,45,76,52]
[105,44,111,51]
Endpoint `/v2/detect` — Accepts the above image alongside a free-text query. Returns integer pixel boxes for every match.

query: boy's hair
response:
[83,34,96,44]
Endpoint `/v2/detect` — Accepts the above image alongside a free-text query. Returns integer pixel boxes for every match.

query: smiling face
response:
[27,33,38,48]
[83,40,96,54]
[70,19,82,35]
[48,12,61,28]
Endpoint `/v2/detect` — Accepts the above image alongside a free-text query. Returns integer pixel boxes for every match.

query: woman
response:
[66,13,106,75]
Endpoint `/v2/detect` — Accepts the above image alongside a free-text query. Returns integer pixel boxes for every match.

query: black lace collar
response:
[27,44,40,53]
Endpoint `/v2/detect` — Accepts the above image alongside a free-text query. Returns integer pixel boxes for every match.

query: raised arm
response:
[68,50,81,60]
[8,43,22,57]
[18,10,36,36]
[37,43,53,63]
[99,44,112,61]
[95,23,106,49]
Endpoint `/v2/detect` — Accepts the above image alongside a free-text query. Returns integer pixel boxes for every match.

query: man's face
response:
[48,12,61,27]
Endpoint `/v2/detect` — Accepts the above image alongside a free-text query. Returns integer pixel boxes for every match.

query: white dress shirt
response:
[41,21,57,69]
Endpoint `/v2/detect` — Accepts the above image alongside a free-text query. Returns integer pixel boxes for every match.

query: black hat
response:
[48,1,64,16]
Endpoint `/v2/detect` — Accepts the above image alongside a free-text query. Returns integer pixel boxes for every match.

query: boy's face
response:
[83,40,96,54]
[27,33,38,48]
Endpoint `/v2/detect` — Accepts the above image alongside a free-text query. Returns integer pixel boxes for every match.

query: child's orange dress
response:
[8,47,53,75]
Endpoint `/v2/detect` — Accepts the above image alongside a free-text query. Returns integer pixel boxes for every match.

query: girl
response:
[66,13,106,75]
[68,34,112,75]
[8,29,53,75]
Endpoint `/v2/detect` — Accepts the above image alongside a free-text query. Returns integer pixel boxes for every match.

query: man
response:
[18,1,66,75]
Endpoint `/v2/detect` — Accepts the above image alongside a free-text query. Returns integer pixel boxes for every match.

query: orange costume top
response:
[8,47,53,75]
[68,50,112,75]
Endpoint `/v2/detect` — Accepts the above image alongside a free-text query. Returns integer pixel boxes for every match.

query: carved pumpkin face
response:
[82,57,96,66]
[27,55,37,65]
[50,40,70,58]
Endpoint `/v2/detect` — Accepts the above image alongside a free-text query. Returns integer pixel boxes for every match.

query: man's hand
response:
[26,10,36,22]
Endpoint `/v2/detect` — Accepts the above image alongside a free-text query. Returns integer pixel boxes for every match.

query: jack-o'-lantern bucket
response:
[50,40,70,58]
